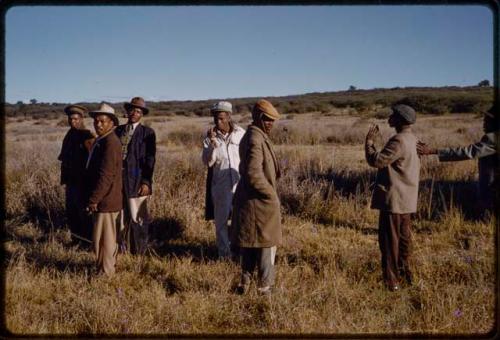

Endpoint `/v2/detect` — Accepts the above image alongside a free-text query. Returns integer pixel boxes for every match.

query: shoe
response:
[257,286,273,296]
[387,284,400,292]
[236,283,249,295]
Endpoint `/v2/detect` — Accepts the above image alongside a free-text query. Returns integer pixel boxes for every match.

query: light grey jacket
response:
[366,127,420,214]
[438,131,498,205]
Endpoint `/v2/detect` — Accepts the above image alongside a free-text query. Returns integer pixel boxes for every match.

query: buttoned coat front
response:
[232,124,281,248]
[115,124,156,198]
[366,127,420,214]
[85,130,123,212]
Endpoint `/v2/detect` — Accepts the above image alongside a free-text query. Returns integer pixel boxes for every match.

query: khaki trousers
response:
[93,211,121,276]
[378,211,412,286]
[240,246,277,288]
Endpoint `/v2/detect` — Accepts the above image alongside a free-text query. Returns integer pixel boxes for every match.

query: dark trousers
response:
[65,184,92,242]
[240,247,276,288]
[378,211,412,286]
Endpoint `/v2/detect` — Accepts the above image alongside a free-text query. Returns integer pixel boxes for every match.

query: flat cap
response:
[252,99,280,120]
[391,104,416,124]
[64,104,88,117]
[211,101,232,114]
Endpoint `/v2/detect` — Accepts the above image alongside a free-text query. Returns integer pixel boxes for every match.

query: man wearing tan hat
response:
[115,97,156,255]
[232,99,282,295]
[85,102,122,276]
[417,103,498,216]
[202,101,246,260]
[58,104,95,246]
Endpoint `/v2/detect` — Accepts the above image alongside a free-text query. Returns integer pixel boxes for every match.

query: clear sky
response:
[5,5,493,104]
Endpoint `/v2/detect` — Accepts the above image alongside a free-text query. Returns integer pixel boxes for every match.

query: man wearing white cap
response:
[202,101,246,259]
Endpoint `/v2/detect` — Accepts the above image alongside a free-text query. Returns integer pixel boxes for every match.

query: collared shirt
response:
[202,125,246,195]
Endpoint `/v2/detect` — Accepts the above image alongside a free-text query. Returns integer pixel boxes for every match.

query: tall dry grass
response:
[3,113,496,335]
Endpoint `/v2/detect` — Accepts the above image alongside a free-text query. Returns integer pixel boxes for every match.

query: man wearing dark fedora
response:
[58,104,95,246]
[365,104,420,292]
[86,102,122,276]
[417,103,498,217]
[115,97,156,255]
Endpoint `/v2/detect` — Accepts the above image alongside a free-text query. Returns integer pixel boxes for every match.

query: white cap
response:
[211,101,232,114]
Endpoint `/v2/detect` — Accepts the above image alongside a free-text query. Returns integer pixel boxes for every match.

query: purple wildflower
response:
[453,309,463,317]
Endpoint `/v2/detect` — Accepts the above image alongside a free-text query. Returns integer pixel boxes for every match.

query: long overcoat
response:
[115,124,156,198]
[232,124,281,248]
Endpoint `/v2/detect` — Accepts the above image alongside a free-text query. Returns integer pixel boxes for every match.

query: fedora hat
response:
[64,104,88,117]
[89,102,119,126]
[124,97,149,115]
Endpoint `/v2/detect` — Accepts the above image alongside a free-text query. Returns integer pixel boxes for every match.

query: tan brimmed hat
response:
[252,99,280,120]
[89,102,119,126]
[124,97,149,115]
[64,104,88,116]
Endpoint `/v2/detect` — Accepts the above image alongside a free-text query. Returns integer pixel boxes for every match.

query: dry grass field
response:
[3,110,497,336]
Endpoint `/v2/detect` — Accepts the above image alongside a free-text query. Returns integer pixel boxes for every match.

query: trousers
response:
[65,184,92,242]
[378,211,412,286]
[93,211,121,276]
[119,196,151,255]
[240,246,277,288]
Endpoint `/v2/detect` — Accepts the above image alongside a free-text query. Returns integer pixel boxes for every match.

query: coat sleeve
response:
[246,133,276,198]
[201,137,217,167]
[141,128,156,188]
[438,134,497,162]
[365,136,403,169]
[88,139,120,205]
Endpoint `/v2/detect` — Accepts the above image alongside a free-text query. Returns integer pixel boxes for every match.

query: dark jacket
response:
[86,129,123,212]
[232,124,281,248]
[58,128,94,186]
[115,123,156,198]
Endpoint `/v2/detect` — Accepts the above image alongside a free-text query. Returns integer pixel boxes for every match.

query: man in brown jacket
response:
[365,104,420,292]
[232,99,281,295]
[58,104,94,246]
[85,103,122,276]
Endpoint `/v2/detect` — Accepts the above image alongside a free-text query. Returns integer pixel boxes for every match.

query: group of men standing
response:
[59,95,497,293]
[58,97,156,276]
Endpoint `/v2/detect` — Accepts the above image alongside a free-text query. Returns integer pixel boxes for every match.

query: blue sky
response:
[5,5,493,103]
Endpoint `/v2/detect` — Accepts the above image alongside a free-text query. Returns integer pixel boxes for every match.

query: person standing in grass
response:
[232,99,282,295]
[85,103,122,276]
[417,103,498,218]
[365,104,420,292]
[115,97,156,255]
[58,104,95,246]
[202,101,246,260]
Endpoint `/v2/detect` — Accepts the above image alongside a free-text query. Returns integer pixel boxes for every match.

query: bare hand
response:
[87,203,98,213]
[417,141,437,156]
[366,124,379,144]
[207,127,217,147]
[138,184,150,196]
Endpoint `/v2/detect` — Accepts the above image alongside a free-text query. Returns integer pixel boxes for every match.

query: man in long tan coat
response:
[85,103,123,276]
[232,99,281,295]
[365,104,420,292]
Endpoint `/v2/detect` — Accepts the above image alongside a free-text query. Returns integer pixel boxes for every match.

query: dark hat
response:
[124,97,149,115]
[89,102,119,126]
[64,104,87,117]
[252,99,280,120]
[391,104,416,124]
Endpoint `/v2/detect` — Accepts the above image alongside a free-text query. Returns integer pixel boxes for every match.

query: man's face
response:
[388,114,398,128]
[94,114,114,136]
[68,113,83,129]
[213,111,231,133]
[127,107,143,124]
[257,114,275,135]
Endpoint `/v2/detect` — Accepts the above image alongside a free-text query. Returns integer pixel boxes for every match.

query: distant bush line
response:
[5,86,493,119]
